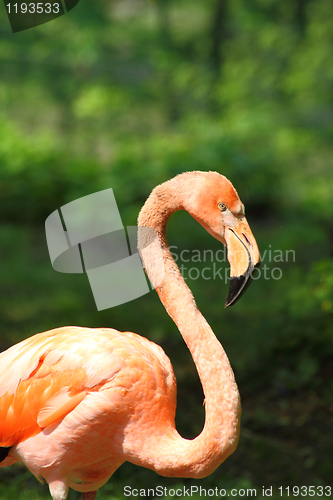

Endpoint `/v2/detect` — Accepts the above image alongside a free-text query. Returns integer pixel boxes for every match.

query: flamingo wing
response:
[0,327,125,448]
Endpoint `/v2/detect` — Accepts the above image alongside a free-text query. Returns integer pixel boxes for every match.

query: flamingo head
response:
[180,171,261,307]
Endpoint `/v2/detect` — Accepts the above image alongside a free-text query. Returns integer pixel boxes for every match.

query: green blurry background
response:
[0,0,332,498]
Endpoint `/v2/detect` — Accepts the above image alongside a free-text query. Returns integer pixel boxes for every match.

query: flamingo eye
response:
[218,202,227,212]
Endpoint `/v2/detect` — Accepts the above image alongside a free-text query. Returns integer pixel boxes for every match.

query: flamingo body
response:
[0,327,176,492]
[0,172,261,500]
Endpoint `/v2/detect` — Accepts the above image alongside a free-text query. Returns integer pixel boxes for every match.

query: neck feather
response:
[136,176,241,478]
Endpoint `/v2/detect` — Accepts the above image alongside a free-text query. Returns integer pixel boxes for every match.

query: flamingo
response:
[0,171,260,500]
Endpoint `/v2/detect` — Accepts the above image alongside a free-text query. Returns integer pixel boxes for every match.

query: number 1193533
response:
[278,486,331,497]
[6,3,60,14]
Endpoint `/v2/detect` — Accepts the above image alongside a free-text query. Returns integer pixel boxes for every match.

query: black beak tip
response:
[225,262,261,308]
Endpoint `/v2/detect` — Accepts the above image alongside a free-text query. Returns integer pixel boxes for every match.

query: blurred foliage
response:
[0,0,332,498]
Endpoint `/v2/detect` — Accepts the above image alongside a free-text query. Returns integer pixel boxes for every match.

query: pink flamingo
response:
[0,171,260,500]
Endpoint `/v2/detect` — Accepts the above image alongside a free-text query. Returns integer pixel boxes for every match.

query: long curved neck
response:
[135,176,241,478]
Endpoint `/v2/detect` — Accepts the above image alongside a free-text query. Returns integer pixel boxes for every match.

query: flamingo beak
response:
[224,219,260,307]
